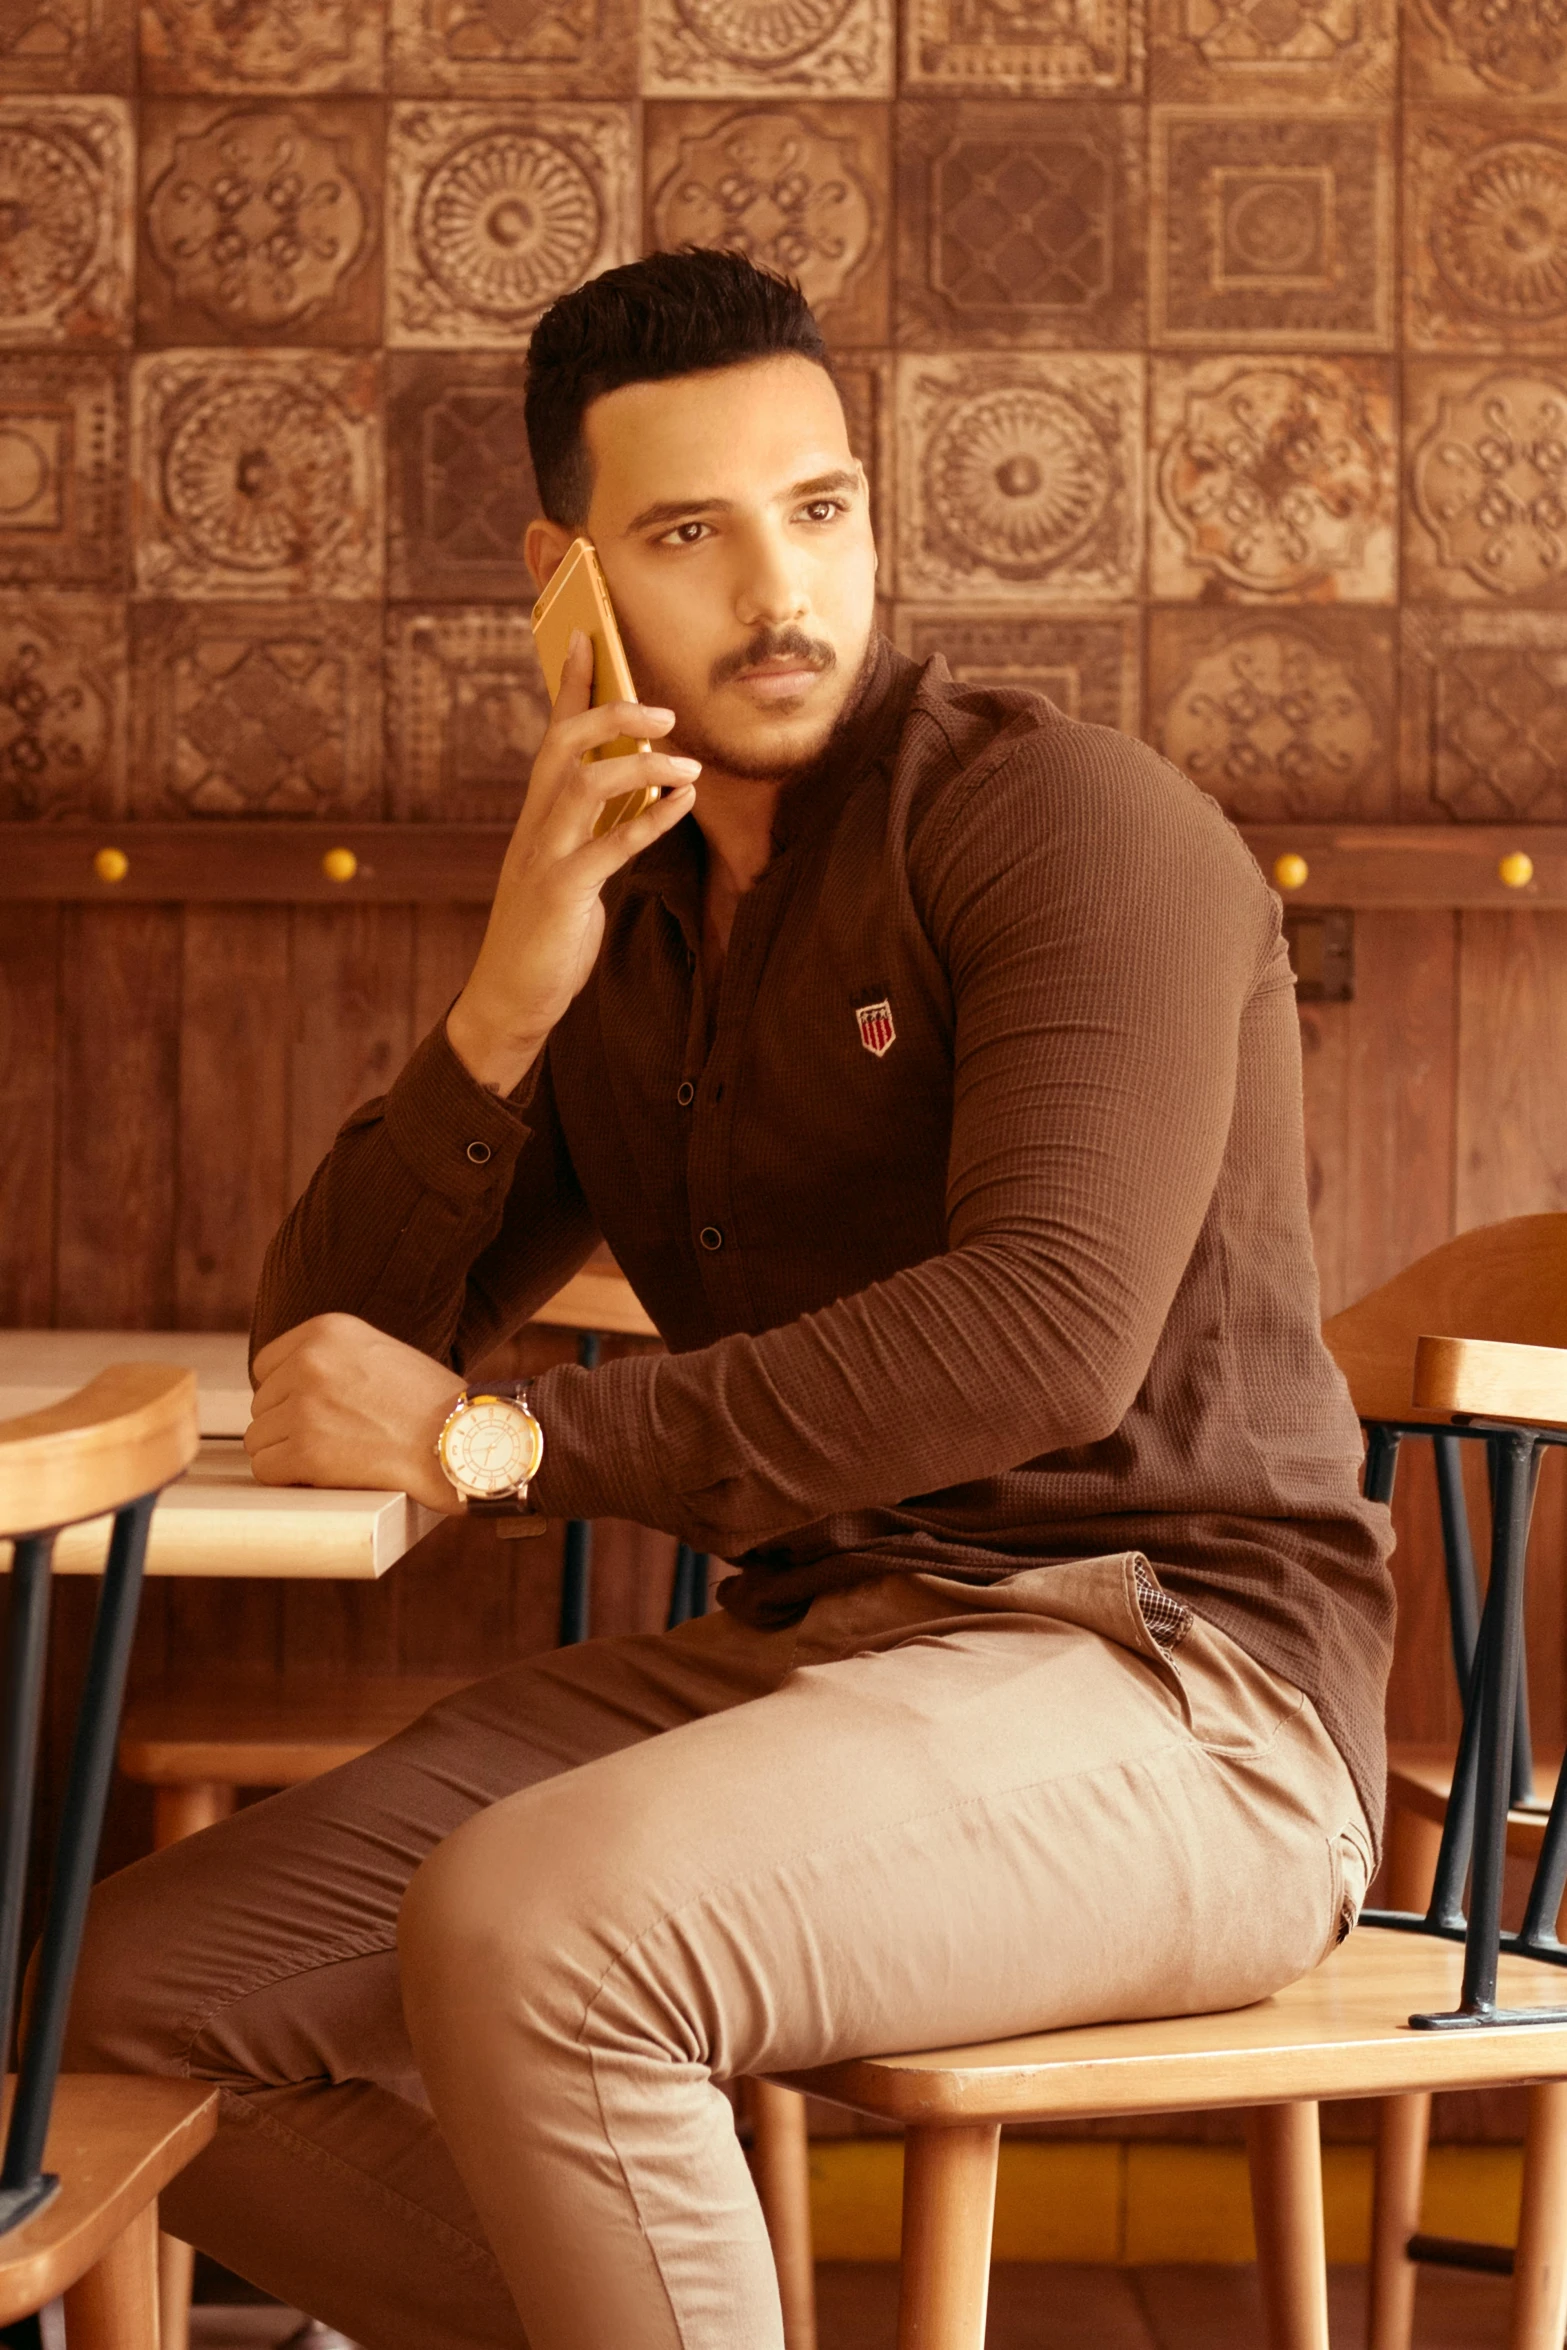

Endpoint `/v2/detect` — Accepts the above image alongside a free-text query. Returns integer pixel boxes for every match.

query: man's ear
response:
[525,517,578,595]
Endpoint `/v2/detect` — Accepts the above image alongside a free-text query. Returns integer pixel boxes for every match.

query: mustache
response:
[710,627,837,690]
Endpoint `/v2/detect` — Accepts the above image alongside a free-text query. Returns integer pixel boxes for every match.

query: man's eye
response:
[802,500,846,523]
[661,520,709,545]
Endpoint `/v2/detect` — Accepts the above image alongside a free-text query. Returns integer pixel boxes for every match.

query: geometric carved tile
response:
[894,603,1140,728]
[1,0,134,93]
[1150,356,1395,601]
[131,600,383,816]
[138,100,383,346]
[895,100,1143,350]
[1149,0,1393,102]
[831,349,894,585]
[387,353,539,601]
[0,592,123,813]
[1148,605,1395,819]
[0,354,125,588]
[1151,109,1393,349]
[1401,608,1567,819]
[387,608,551,820]
[646,103,889,347]
[0,100,135,346]
[0,591,126,818]
[132,351,383,600]
[139,0,384,92]
[1405,361,1567,603]
[895,352,1143,604]
[387,102,637,347]
[902,0,1142,95]
[641,0,892,99]
[1406,111,1567,351]
[1405,0,1567,101]
[388,0,637,97]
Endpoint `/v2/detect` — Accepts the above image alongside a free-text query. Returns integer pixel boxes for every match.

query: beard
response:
[622,619,879,785]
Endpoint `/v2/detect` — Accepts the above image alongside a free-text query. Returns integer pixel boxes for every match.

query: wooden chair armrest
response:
[1413,1333,1567,1429]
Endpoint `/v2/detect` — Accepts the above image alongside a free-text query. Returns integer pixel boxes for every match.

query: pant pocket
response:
[1325,1815,1374,1957]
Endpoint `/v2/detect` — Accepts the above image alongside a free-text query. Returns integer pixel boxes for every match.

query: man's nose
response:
[734,534,808,629]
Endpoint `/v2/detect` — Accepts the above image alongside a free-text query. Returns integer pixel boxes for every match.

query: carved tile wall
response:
[8,0,1567,823]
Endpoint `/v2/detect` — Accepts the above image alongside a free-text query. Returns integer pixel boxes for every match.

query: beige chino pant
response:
[66,1556,1370,2350]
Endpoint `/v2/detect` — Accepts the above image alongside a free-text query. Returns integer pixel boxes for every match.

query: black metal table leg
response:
[0,1536,53,2095]
[1,1492,154,2229]
[556,1330,601,1648]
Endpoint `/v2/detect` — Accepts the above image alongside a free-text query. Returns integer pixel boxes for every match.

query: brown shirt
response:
[255,638,1395,1834]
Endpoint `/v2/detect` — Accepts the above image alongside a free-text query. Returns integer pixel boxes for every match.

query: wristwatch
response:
[436,1381,545,1520]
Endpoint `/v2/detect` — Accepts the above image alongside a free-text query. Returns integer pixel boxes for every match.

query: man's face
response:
[543,355,878,781]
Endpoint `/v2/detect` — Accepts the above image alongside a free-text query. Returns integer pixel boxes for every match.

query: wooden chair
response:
[1321,1215,1567,2350]
[0,1366,218,2349]
[768,1318,1567,2350]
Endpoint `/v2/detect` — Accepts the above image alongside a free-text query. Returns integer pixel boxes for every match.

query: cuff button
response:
[699,1225,723,1250]
[677,1081,695,1106]
[466,1140,493,1165]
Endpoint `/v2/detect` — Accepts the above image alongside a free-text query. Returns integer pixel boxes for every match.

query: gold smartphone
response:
[530,537,658,838]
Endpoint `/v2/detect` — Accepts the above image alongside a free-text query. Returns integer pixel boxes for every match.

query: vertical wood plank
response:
[1297,1000,1351,1319]
[1343,911,1458,1302]
[413,905,488,1042]
[56,906,182,1330]
[282,906,416,1674]
[176,906,290,1330]
[0,902,59,1325]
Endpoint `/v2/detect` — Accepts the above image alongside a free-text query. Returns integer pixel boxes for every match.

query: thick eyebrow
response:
[623,468,861,537]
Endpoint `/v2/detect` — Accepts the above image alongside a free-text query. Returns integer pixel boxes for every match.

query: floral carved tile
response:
[388,607,552,820]
[1405,361,1567,603]
[895,603,1140,728]
[131,600,382,816]
[646,104,889,346]
[387,352,539,601]
[895,352,1143,604]
[139,0,384,92]
[1150,356,1395,602]
[138,100,383,347]
[1148,0,1392,102]
[388,102,637,347]
[0,100,134,346]
[1406,111,1567,351]
[1151,109,1393,350]
[902,0,1142,95]
[1406,0,1567,101]
[642,0,892,101]
[0,355,125,589]
[1147,606,1395,819]
[1,0,134,92]
[1401,608,1567,820]
[0,591,125,818]
[895,99,1143,349]
[389,0,636,97]
[132,351,383,600]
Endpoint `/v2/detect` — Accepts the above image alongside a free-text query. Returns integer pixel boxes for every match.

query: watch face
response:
[439,1397,542,1499]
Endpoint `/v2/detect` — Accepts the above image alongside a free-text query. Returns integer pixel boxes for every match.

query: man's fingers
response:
[548,629,596,721]
[551,698,676,760]
[573,781,698,883]
[250,1318,328,1388]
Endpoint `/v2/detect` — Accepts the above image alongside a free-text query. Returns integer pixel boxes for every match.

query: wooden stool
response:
[2,1366,219,2350]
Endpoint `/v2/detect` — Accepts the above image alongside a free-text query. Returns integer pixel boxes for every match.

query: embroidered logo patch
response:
[855,999,896,1057]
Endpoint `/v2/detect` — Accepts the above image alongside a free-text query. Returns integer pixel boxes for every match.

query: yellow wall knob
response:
[1500,851,1535,890]
[1273,852,1309,892]
[321,846,358,884]
[93,846,128,884]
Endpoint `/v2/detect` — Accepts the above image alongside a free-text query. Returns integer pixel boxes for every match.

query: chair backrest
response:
[1,1365,197,2239]
[1323,1213,1567,1423]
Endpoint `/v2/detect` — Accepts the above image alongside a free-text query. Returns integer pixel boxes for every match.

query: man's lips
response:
[729,659,824,700]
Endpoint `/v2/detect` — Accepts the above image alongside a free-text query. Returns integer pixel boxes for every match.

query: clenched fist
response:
[246,1313,466,1510]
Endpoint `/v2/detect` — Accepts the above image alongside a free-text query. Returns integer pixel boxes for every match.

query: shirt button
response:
[699,1225,723,1251]
[677,1081,695,1107]
[466,1140,492,1165]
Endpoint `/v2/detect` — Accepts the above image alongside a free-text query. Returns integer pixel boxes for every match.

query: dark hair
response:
[524,249,833,525]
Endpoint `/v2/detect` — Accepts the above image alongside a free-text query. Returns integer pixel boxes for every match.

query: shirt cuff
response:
[381,1019,539,1206]
[527,1354,670,1531]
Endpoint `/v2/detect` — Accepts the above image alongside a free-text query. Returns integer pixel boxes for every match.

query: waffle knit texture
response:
[255,638,1395,1840]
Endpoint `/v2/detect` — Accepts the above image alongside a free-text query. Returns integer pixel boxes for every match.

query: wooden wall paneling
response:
[1296,1000,1351,1321]
[412,906,489,1042]
[0,903,59,1327]
[281,906,417,1677]
[175,907,291,1332]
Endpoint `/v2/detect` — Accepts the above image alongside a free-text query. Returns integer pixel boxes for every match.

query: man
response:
[69,250,1392,2350]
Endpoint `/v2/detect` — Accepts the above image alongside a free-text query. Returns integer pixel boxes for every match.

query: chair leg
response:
[1245,2102,1330,2350]
[1367,1804,1445,2350]
[895,2124,999,2350]
[749,2081,817,2350]
[62,2200,159,2350]
[157,2229,194,2350]
[1507,2080,1567,2350]
[152,1783,235,1850]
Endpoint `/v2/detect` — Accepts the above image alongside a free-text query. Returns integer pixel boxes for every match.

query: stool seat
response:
[120,1675,472,1788]
[0,2076,217,2326]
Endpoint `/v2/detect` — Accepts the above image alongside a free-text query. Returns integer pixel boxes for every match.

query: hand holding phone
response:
[531,538,659,838]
